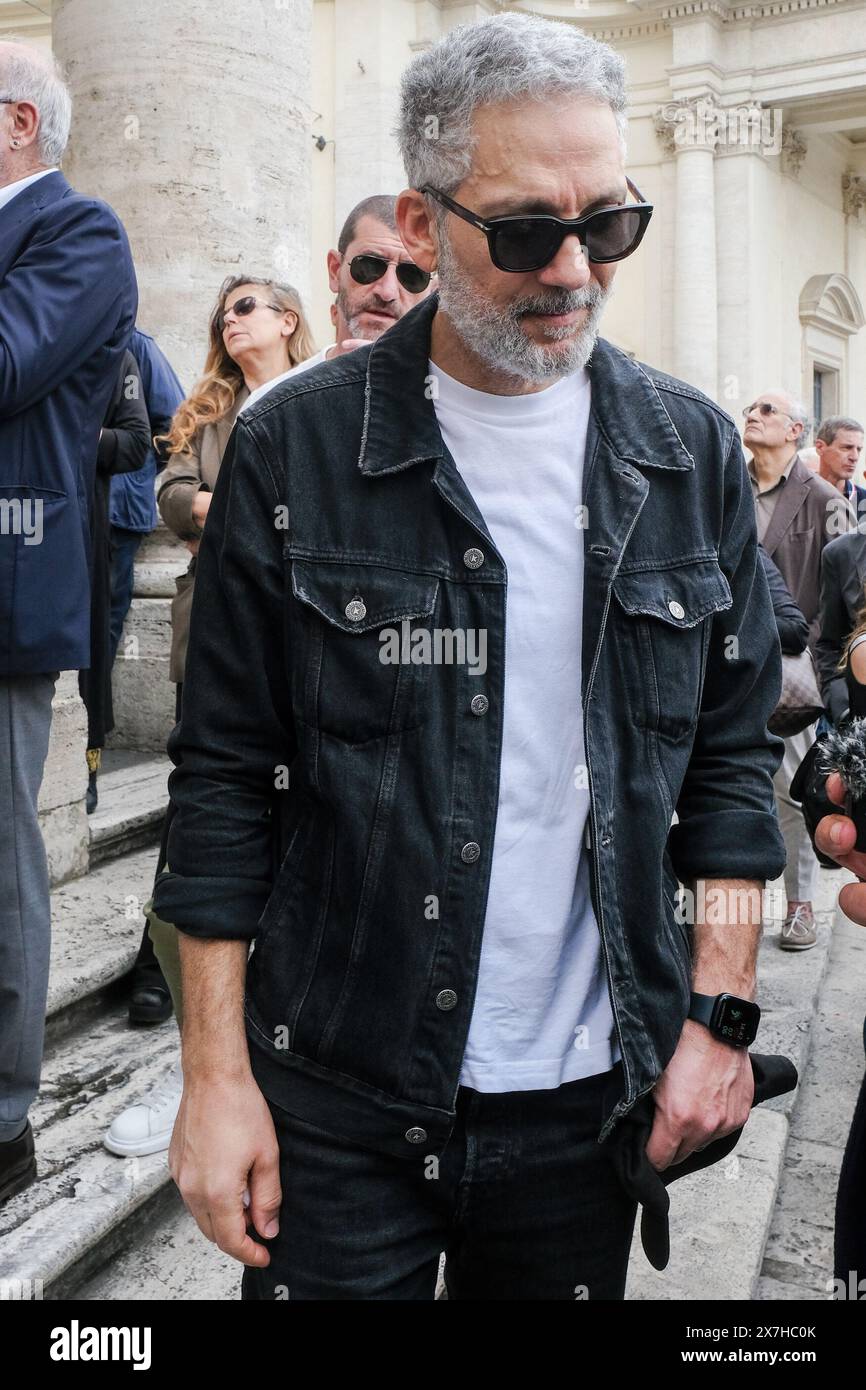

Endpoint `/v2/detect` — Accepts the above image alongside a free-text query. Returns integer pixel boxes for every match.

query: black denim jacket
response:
[153,293,786,1159]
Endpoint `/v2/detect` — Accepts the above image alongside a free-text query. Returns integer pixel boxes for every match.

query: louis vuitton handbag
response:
[768,648,824,737]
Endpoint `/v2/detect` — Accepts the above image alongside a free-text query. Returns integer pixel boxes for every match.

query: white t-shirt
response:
[429,361,619,1092]
[240,346,330,413]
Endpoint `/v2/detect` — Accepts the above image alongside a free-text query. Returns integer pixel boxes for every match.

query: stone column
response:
[656,97,719,399]
[52,0,314,753]
[53,0,314,386]
[714,146,771,415]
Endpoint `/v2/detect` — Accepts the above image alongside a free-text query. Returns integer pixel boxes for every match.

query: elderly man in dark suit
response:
[744,390,853,951]
[0,41,137,1204]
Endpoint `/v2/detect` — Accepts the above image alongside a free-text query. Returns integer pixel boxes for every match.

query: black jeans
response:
[242,1062,637,1301]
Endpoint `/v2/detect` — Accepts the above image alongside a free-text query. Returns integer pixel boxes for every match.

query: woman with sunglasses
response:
[156,275,315,688]
[104,275,315,1157]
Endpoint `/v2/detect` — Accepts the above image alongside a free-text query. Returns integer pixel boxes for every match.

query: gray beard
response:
[436,230,609,385]
[336,287,395,342]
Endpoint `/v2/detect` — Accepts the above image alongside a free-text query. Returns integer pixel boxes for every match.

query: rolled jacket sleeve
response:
[152,418,296,939]
[666,430,787,884]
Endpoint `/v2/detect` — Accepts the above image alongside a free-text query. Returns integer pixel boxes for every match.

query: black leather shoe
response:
[85,770,98,815]
[128,985,173,1026]
[0,1122,36,1206]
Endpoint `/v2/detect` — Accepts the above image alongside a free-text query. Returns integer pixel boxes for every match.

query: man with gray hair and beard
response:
[156,13,787,1299]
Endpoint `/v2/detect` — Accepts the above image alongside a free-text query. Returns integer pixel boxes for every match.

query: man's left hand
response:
[646,1019,755,1170]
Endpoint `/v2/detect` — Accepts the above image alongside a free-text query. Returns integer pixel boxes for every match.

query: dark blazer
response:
[0,170,137,674]
[759,544,809,654]
[816,527,866,721]
[757,453,853,652]
[79,350,150,748]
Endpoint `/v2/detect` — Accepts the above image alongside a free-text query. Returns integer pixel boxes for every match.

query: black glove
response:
[789,733,841,868]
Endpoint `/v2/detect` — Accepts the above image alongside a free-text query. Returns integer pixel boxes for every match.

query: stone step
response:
[46,844,160,1043]
[73,1187,239,1301]
[87,752,170,869]
[0,1002,180,1298]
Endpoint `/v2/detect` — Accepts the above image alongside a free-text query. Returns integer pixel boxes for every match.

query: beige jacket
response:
[157,386,249,684]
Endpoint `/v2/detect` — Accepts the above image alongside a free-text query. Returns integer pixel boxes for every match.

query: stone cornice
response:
[540,0,853,40]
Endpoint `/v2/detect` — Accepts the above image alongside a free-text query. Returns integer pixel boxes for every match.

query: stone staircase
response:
[0,744,852,1298]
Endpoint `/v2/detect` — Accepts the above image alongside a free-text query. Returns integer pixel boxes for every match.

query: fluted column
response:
[53,0,314,387]
[656,97,719,399]
[52,0,314,753]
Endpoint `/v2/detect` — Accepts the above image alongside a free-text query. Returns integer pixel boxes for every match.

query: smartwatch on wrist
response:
[688,991,760,1048]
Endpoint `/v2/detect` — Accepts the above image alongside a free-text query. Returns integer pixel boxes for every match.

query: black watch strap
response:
[688,991,716,1028]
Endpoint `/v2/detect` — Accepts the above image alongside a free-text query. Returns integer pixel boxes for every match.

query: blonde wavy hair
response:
[159,275,317,456]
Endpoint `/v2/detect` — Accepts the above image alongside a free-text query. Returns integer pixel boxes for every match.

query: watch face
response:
[713,994,761,1047]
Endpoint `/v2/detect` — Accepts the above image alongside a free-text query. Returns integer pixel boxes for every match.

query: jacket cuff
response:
[151,870,268,941]
[157,482,202,539]
[667,809,786,884]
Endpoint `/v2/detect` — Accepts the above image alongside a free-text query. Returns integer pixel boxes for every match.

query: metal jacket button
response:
[470,694,489,715]
[463,547,484,569]
[461,842,480,863]
[436,989,458,1010]
[345,596,366,622]
[405,1127,427,1144]
[667,600,685,620]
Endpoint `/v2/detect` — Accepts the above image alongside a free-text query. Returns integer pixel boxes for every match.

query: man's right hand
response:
[815,771,866,925]
[169,1072,282,1267]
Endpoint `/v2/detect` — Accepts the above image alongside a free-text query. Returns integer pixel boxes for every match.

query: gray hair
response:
[817,415,864,445]
[0,42,72,166]
[396,12,628,196]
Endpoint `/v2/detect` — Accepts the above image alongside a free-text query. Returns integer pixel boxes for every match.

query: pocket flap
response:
[612,560,732,629]
[291,560,440,635]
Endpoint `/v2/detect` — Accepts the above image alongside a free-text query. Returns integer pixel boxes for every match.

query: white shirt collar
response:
[0,167,58,215]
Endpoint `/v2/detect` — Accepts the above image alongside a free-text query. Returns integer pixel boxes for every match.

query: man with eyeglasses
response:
[743,391,853,951]
[243,193,435,411]
[155,13,789,1299]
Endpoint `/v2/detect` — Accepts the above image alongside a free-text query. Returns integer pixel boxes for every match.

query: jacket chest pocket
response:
[611,559,733,741]
[290,559,441,744]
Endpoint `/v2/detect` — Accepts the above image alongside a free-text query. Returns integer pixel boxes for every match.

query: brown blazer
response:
[157,386,249,683]
[757,452,855,651]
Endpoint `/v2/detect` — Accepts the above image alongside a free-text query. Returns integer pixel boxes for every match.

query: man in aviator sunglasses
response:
[326,192,434,344]
[159,13,790,1302]
[241,193,435,412]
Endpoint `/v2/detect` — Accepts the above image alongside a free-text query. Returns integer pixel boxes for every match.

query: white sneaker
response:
[104,1063,182,1157]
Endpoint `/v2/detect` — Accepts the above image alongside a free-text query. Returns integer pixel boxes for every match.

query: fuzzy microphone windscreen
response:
[814,717,866,800]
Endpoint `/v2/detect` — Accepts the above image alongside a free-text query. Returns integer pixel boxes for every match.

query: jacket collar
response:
[357,290,696,476]
[0,168,71,234]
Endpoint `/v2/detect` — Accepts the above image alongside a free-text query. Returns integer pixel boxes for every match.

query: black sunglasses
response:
[348,253,431,295]
[421,178,653,273]
[217,294,284,332]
